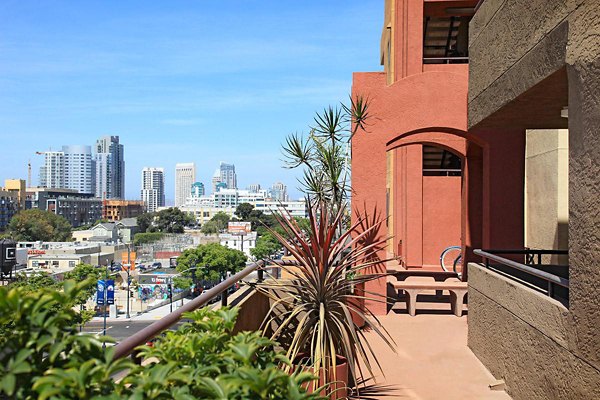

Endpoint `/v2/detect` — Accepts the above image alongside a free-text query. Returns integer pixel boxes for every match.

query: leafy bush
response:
[0,283,322,399]
[133,231,165,246]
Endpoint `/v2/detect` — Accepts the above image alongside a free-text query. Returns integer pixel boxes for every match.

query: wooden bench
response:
[391,277,468,317]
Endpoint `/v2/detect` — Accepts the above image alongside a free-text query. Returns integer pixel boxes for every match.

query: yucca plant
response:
[258,201,396,396]
[282,95,371,214]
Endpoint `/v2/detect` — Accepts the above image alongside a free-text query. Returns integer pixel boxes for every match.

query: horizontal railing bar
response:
[474,249,569,288]
[480,249,568,255]
[423,57,469,60]
[113,260,264,360]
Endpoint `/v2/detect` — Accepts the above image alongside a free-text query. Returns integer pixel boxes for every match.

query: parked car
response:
[152,262,162,269]
[137,264,147,272]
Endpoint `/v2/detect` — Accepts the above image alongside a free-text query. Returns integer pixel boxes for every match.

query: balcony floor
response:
[356,299,511,399]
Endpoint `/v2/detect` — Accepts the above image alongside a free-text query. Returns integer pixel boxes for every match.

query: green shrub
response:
[0,283,323,400]
[133,232,165,246]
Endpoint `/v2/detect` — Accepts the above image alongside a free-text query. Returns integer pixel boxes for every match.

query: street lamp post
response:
[125,244,132,319]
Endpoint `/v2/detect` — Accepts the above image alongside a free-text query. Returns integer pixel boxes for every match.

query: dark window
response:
[423,145,461,176]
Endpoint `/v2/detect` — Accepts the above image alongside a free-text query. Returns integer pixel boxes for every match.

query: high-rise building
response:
[270,182,288,202]
[211,169,222,194]
[175,163,196,208]
[63,145,95,194]
[219,162,237,190]
[141,167,165,213]
[95,136,125,199]
[39,151,65,189]
[191,182,205,198]
[248,183,261,193]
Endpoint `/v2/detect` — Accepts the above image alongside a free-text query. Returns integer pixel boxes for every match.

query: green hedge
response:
[133,232,165,246]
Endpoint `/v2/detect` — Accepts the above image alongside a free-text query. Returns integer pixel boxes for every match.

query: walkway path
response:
[358,302,511,399]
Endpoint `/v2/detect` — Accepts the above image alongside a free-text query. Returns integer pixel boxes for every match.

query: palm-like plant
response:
[258,201,395,394]
[282,95,371,212]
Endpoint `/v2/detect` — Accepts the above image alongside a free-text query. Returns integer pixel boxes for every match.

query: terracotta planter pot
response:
[348,281,365,328]
[294,354,349,399]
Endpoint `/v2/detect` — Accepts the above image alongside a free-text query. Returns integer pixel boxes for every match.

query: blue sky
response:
[0,0,382,203]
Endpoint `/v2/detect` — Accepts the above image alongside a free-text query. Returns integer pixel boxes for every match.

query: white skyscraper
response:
[95,136,125,199]
[248,183,261,193]
[39,151,65,189]
[141,167,165,212]
[63,145,95,194]
[270,182,288,202]
[175,163,196,208]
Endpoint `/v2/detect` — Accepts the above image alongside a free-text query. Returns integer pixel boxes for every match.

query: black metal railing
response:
[113,260,266,360]
[423,56,469,64]
[474,249,569,306]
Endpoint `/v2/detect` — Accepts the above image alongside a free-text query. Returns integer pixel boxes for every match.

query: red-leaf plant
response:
[257,200,396,393]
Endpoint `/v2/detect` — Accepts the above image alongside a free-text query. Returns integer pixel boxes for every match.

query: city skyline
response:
[0,1,382,202]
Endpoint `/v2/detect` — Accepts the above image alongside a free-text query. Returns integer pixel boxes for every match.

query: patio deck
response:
[356,297,511,399]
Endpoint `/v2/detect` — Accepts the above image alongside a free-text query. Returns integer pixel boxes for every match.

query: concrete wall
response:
[468,1,600,398]
[525,129,569,264]
[468,264,600,399]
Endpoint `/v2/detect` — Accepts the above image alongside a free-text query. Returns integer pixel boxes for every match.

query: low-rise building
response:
[179,189,307,225]
[219,231,256,258]
[102,199,145,221]
[19,241,127,272]
[27,188,103,227]
[0,189,18,231]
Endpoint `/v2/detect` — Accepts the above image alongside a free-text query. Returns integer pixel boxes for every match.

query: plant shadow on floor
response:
[349,377,405,399]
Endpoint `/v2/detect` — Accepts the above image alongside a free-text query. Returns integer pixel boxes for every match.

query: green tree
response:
[7,209,72,242]
[250,233,281,260]
[137,208,194,233]
[176,243,246,282]
[200,220,219,235]
[153,207,194,233]
[137,212,154,233]
[209,211,230,232]
[234,202,254,220]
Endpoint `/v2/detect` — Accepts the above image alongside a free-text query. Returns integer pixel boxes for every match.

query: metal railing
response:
[423,57,469,64]
[113,260,265,360]
[474,249,569,302]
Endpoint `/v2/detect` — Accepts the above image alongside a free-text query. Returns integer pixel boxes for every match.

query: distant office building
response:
[141,167,165,213]
[0,189,18,231]
[211,169,222,194]
[248,183,261,193]
[39,151,65,189]
[27,188,102,227]
[62,145,95,194]
[191,182,205,198]
[95,136,125,199]
[102,199,145,221]
[4,179,26,210]
[270,182,288,202]
[219,162,237,190]
[175,163,196,208]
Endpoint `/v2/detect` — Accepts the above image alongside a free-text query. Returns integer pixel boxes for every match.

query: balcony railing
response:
[423,57,469,64]
[113,260,266,360]
[474,249,569,306]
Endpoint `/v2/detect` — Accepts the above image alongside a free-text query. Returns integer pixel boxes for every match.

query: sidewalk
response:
[91,297,194,322]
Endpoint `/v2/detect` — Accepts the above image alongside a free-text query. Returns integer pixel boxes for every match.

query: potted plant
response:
[258,201,395,398]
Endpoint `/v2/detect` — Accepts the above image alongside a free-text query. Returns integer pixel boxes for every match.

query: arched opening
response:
[387,142,466,271]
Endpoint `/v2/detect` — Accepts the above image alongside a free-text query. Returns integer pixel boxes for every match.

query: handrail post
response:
[258,266,264,282]
[221,289,228,307]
